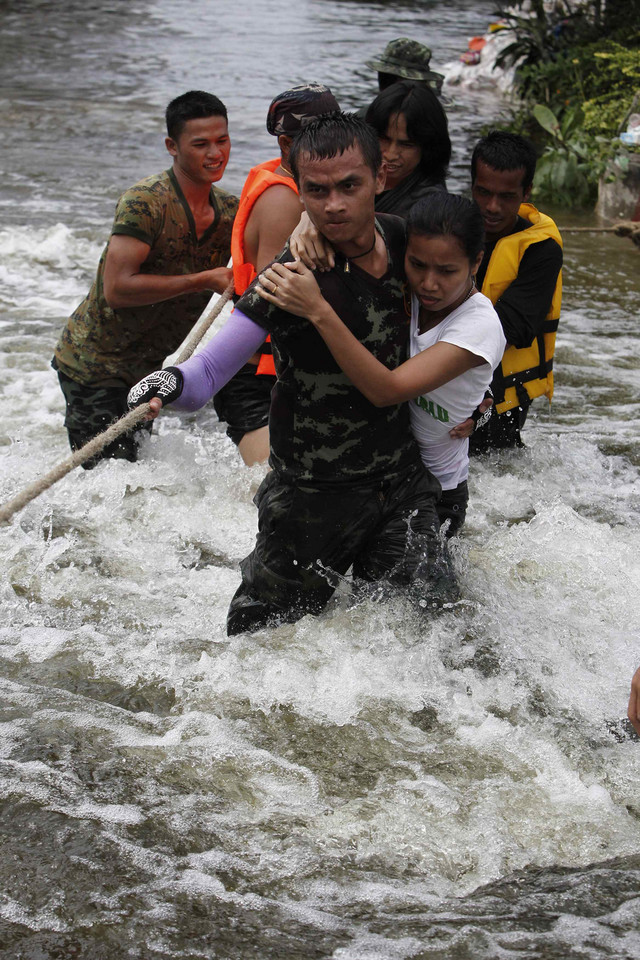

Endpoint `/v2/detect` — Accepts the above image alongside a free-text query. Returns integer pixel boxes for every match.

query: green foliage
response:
[496,4,640,208]
[564,39,640,135]
[530,105,603,207]
[493,0,592,75]
[513,38,640,133]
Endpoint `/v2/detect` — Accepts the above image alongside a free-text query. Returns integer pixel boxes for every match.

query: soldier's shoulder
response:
[118,170,172,203]
[212,186,240,219]
[114,171,173,222]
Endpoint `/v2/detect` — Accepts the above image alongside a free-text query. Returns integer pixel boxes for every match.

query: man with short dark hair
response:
[52,90,238,465]
[128,113,443,636]
[452,130,563,451]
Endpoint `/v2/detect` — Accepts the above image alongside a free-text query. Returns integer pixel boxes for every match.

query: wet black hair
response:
[365,80,451,184]
[406,192,485,264]
[289,112,382,183]
[471,130,537,191]
[165,90,228,141]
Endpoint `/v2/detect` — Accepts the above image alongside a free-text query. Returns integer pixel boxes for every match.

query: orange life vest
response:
[231,159,300,377]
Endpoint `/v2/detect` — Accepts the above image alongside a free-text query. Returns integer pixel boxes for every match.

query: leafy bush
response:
[495,4,640,208]
[565,40,640,135]
[531,105,601,206]
[529,103,638,208]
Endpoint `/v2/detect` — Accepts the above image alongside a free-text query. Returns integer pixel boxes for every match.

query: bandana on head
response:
[266,82,340,137]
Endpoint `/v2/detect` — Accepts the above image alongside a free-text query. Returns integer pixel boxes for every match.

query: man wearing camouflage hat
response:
[214,83,340,465]
[366,38,445,95]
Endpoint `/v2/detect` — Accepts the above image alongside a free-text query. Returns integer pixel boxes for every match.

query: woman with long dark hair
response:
[366,80,451,217]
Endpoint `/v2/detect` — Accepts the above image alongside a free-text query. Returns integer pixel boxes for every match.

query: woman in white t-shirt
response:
[257,192,506,535]
[402,193,505,533]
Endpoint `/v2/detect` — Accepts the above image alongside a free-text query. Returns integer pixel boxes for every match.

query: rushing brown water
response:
[1,1,639,958]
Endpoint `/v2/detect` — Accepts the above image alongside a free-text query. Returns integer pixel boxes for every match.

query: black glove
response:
[471,388,493,432]
[127,366,184,409]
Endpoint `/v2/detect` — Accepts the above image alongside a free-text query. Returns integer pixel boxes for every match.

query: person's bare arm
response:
[628,667,640,737]
[449,396,493,439]
[257,260,484,406]
[103,234,232,309]
[244,184,304,273]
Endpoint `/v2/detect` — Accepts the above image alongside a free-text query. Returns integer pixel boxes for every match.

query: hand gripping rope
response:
[0,281,235,525]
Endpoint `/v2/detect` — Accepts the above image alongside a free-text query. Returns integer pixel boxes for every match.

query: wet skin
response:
[404,233,483,331]
[471,159,531,241]
[378,112,421,191]
[295,144,386,258]
[165,115,231,191]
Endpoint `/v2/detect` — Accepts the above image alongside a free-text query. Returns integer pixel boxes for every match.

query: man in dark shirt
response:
[451,131,563,451]
[129,114,443,636]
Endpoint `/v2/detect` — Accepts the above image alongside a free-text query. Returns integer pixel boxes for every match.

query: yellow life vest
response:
[481,203,562,414]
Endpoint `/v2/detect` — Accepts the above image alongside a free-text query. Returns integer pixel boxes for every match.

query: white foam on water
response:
[1,1,639,953]
[0,223,102,319]
[2,413,639,915]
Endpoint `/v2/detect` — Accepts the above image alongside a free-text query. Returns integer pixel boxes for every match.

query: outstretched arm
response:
[257,261,484,407]
[128,310,267,419]
[103,235,232,309]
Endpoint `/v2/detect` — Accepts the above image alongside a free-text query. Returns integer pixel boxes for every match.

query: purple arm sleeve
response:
[172,309,268,411]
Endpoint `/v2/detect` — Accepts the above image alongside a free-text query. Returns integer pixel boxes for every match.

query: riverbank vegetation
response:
[497,0,640,207]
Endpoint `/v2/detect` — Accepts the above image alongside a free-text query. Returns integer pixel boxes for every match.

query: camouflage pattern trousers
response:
[226,462,451,635]
[55,366,151,469]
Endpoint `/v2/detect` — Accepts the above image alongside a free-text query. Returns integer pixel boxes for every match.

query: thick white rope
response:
[0,280,235,525]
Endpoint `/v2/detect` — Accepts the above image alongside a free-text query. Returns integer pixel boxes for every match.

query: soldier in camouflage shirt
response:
[52,90,238,466]
[129,114,444,635]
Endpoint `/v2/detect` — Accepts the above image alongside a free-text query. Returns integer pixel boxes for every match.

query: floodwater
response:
[1,1,639,958]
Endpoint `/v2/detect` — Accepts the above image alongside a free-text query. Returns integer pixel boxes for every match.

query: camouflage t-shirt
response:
[237,214,420,486]
[53,168,238,387]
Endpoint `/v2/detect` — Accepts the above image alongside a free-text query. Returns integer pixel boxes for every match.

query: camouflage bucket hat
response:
[266,82,340,137]
[366,38,445,87]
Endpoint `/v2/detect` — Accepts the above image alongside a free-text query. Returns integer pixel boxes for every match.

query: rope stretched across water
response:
[559,220,640,247]
[0,280,235,525]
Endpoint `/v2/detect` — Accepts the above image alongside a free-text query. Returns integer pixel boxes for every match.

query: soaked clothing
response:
[408,292,505,490]
[374,170,446,219]
[469,403,528,452]
[237,214,420,485]
[437,480,468,538]
[55,364,151,469]
[227,462,443,635]
[196,212,445,633]
[53,168,238,389]
[471,207,562,452]
[211,361,274,445]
